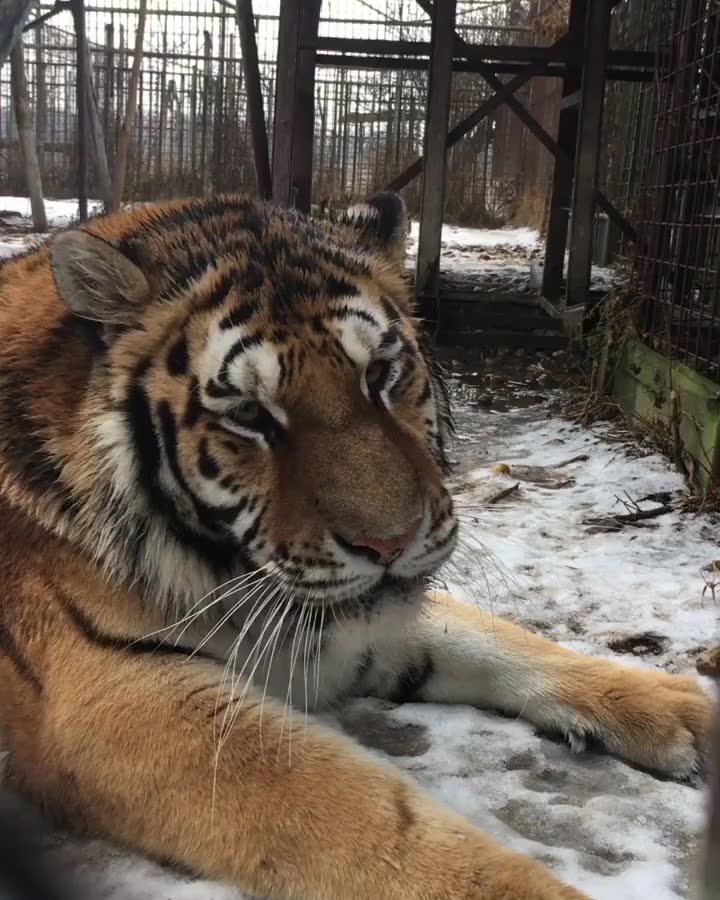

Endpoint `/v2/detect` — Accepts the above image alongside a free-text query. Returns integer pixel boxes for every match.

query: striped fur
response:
[0,193,710,900]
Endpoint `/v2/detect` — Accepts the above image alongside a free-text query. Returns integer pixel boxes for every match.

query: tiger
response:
[0,191,711,899]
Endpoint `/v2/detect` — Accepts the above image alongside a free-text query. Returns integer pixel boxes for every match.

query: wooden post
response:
[10,35,46,231]
[542,0,586,304]
[71,0,88,221]
[272,0,321,211]
[272,0,300,205]
[566,0,612,310]
[415,0,456,318]
[235,0,271,198]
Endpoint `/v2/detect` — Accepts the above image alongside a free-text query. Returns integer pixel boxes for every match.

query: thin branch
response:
[487,482,521,504]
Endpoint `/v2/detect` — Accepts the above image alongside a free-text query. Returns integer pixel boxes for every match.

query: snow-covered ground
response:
[7,367,716,900]
[0,196,103,259]
[0,199,712,898]
[405,220,623,295]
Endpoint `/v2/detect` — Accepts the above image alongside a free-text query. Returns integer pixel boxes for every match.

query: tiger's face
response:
[50,193,457,608]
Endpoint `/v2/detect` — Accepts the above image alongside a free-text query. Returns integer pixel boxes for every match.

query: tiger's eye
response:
[226,401,261,426]
[365,360,390,388]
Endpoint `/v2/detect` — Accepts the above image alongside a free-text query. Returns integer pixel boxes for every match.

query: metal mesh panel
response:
[630,0,720,378]
[0,0,544,224]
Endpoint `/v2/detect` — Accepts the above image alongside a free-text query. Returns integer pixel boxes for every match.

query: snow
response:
[0,198,711,899]
[408,220,540,250]
[406,221,623,295]
[13,379,716,900]
[0,195,102,228]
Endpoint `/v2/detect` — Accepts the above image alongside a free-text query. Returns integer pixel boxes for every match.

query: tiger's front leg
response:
[15,614,587,900]
[366,591,713,780]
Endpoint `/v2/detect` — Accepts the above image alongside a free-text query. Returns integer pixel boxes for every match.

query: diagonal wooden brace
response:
[396,0,637,244]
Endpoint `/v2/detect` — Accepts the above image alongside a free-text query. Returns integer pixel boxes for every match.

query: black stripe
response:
[184,378,203,427]
[204,377,234,400]
[417,378,432,406]
[389,652,434,703]
[327,306,379,328]
[196,269,239,312]
[219,333,263,384]
[56,591,213,661]
[156,401,245,528]
[325,275,359,298]
[166,335,189,376]
[380,296,399,323]
[0,624,42,693]
[220,300,259,330]
[198,439,220,479]
[125,364,242,570]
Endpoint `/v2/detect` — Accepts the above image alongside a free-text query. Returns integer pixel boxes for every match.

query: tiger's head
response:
[45,193,457,610]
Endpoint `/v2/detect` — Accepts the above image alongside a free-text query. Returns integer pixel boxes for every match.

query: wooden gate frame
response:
[265,0,654,323]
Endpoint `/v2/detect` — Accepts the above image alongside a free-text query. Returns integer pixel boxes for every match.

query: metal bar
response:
[543,0,586,304]
[271,0,301,206]
[315,53,653,81]
[234,0,272,199]
[415,0,456,317]
[566,0,612,311]
[71,0,88,222]
[311,36,654,69]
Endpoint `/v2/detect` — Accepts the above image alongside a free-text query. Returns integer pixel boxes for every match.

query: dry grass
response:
[554,286,720,510]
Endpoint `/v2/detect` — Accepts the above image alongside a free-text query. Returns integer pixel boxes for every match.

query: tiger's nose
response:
[352,518,422,563]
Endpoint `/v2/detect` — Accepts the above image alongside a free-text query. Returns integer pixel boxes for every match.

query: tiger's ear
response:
[340,192,408,268]
[50,230,150,326]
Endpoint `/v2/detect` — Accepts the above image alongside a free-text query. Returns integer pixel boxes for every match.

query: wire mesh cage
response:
[628,0,720,379]
[0,0,551,225]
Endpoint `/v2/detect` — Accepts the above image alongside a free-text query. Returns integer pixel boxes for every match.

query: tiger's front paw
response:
[570,666,713,780]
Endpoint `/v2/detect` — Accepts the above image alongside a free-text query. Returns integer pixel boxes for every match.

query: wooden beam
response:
[272,0,320,210]
[543,0,586,304]
[310,36,654,70]
[291,0,321,212]
[315,53,653,81]
[566,0,612,310]
[272,0,301,206]
[234,0,271,199]
[415,0,456,313]
[71,0,88,221]
[386,36,569,193]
